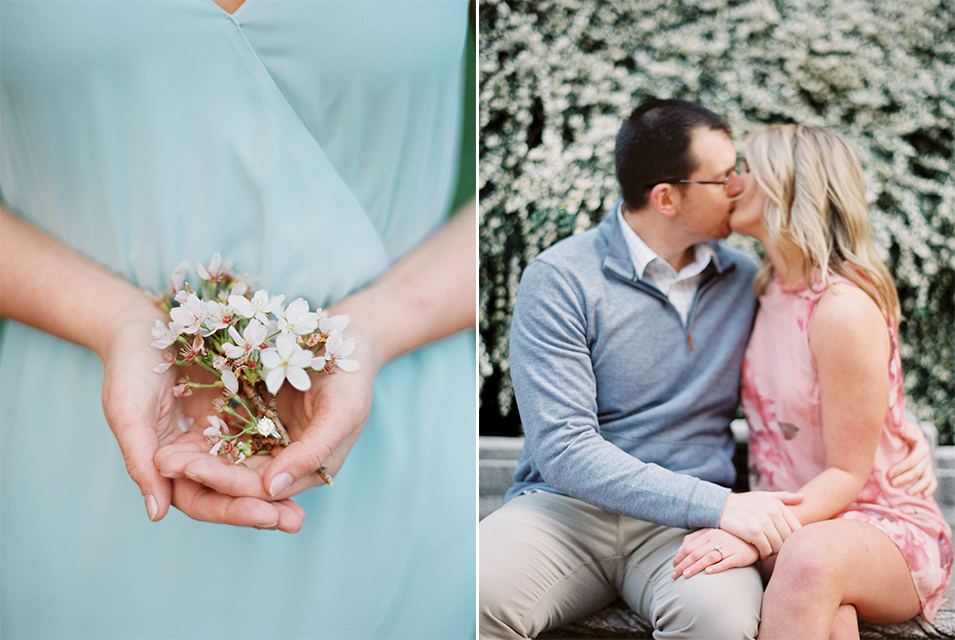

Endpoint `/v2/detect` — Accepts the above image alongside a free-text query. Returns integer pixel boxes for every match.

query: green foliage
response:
[479,0,955,440]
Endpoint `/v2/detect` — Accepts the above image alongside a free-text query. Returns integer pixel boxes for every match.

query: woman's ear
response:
[648,183,679,219]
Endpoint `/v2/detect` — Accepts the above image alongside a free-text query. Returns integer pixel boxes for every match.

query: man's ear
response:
[648,183,679,219]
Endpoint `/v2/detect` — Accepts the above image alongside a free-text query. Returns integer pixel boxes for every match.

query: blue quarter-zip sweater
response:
[506,206,760,530]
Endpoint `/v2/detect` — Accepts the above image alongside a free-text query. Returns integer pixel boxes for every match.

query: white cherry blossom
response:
[314,329,360,372]
[169,293,208,335]
[150,319,183,349]
[221,370,239,396]
[204,415,227,437]
[261,333,313,394]
[153,255,363,463]
[318,313,349,335]
[210,355,239,395]
[277,297,319,336]
[229,289,285,324]
[222,320,268,360]
[153,361,173,373]
[177,416,194,432]
[171,261,190,293]
[195,253,232,282]
[203,301,235,333]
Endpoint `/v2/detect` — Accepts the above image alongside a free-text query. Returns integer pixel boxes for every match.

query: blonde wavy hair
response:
[744,124,900,324]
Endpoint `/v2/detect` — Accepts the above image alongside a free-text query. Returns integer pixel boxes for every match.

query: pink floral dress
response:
[743,272,953,621]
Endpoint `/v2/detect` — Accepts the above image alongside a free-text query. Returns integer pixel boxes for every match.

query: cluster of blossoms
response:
[151,254,358,466]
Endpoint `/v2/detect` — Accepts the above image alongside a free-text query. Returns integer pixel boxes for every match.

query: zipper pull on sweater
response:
[687,331,694,351]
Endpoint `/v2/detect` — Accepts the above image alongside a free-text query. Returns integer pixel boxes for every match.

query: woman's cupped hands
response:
[149,315,380,533]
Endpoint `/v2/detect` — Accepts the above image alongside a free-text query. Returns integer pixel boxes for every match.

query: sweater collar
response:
[601,199,736,281]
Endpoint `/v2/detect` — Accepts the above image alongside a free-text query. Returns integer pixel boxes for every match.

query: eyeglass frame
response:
[643,167,740,191]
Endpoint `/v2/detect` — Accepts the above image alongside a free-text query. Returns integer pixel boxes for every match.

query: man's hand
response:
[888,416,938,498]
[719,491,803,558]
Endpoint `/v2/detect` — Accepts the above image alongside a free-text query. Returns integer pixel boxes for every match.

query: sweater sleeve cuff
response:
[684,481,732,530]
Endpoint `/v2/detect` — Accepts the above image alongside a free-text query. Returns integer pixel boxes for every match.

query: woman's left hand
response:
[671,527,759,579]
[888,416,938,498]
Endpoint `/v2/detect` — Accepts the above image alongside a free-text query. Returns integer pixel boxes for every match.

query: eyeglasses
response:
[645,167,740,191]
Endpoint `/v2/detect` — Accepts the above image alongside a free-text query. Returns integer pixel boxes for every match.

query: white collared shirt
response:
[617,205,717,326]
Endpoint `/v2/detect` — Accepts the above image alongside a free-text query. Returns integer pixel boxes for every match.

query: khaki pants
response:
[479,491,763,639]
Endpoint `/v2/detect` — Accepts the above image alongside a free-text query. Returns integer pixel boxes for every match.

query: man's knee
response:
[478,591,527,640]
[654,568,762,640]
[479,509,530,639]
[479,549,527,639]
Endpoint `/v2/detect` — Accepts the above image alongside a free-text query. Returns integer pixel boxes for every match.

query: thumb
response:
[118,423,173,521]
[104,394,173,521]
[264,434,336,498]
[777,491,804,505]
[263,368,373,498]
[263,414,365,497]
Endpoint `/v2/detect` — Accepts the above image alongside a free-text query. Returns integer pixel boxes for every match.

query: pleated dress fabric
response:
[0,1,475,638]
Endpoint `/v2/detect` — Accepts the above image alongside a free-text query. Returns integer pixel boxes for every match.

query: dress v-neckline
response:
[212,0,246,16]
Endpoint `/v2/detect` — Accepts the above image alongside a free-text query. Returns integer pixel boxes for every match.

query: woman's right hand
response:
[1,206,304,532]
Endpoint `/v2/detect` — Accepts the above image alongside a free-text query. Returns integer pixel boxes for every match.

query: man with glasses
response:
[479,99,799,638]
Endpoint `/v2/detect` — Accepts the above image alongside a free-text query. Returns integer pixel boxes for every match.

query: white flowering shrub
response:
[479,0,955,441]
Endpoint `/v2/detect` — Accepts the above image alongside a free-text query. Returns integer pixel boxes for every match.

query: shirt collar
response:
[615,202,720,279]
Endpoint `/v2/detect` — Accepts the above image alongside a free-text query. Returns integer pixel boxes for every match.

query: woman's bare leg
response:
[758,519,920,639]
[829,605,859,640]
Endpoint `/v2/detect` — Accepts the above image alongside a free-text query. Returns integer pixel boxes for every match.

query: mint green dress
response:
[0,2,475,638]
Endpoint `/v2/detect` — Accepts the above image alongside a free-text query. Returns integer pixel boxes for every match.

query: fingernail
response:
[145,494,159,521]
[253,522,279,531]
[269,472,293,497]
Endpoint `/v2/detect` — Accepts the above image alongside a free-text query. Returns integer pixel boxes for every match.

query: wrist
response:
[326,295,390,375]
[93,286,166,365]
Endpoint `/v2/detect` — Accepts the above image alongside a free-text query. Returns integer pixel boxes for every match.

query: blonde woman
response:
[672,125,952,637]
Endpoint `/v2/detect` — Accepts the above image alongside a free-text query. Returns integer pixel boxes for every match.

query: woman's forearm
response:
[328,198,476,371]
[0,206,161,360]
[790,466,868,525]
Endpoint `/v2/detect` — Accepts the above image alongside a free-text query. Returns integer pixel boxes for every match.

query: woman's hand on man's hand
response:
[671,528,759,579]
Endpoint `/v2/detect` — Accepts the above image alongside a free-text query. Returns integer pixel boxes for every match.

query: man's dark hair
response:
[615,98,731,210]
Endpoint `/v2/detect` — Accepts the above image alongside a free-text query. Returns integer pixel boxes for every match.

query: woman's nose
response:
[726,171,745,197]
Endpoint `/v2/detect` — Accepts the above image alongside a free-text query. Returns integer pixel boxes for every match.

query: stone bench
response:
[480,425,955,639]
